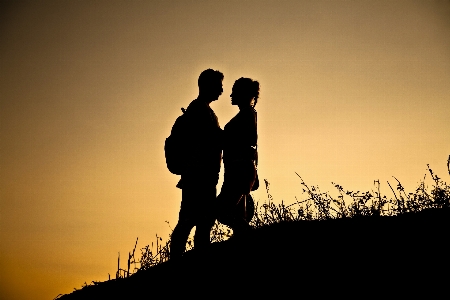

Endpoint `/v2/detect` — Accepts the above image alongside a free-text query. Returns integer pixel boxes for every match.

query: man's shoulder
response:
[187,99,208,112]
[186,99,216,118]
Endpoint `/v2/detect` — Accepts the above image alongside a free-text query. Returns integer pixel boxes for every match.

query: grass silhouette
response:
[56,162,450,299]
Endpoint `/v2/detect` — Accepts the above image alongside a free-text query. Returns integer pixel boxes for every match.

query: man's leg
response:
[170,218,194,259]
[170,184,196,259]
[193,184,217,250]
[194,219,214,250]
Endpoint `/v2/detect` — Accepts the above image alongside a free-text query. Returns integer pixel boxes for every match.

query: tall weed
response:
[133,163,449,272]
[65,162,449,294]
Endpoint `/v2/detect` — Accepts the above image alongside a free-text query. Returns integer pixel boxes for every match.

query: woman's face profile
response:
[230,84,251,106]
[230,85,239,105]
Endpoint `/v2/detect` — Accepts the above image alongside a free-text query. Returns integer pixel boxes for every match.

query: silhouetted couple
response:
[169,69,259,259]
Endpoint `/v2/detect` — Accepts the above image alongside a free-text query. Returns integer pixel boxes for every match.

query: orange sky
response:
[1,1,449,299]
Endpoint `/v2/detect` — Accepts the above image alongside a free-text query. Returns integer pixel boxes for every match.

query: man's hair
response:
[198,69,224,90]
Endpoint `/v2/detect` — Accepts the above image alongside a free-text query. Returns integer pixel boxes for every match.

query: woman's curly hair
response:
[233,77,260,107]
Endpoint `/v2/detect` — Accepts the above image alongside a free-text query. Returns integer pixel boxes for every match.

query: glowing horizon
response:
[1,1,449,298]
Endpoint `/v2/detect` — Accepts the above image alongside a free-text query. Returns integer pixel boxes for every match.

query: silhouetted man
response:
[170,69,224,259]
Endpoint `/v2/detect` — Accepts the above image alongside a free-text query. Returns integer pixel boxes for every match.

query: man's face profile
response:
[212,80,223,101]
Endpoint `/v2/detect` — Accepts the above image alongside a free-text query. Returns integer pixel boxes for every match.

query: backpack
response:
[164,108,188,175]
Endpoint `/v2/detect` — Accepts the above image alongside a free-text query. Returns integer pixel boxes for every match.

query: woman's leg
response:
[217,188,251,236]
[217,161,256,234]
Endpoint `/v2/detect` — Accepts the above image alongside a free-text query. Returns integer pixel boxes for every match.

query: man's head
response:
[198,69,224,102]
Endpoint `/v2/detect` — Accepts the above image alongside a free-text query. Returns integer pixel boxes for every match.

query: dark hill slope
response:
[60,208,450,298]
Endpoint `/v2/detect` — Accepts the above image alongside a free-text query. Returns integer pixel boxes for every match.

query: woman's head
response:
[230,77,260,108]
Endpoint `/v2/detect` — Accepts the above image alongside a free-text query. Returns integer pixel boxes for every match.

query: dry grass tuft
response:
[60,162,449,297]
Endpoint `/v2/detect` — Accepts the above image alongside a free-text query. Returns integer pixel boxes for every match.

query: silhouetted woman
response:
[217,77,259,236]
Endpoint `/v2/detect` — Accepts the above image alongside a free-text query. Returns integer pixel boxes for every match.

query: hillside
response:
[59,208,449,298]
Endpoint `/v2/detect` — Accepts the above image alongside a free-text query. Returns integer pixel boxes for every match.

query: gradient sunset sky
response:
[1,1,449,299]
